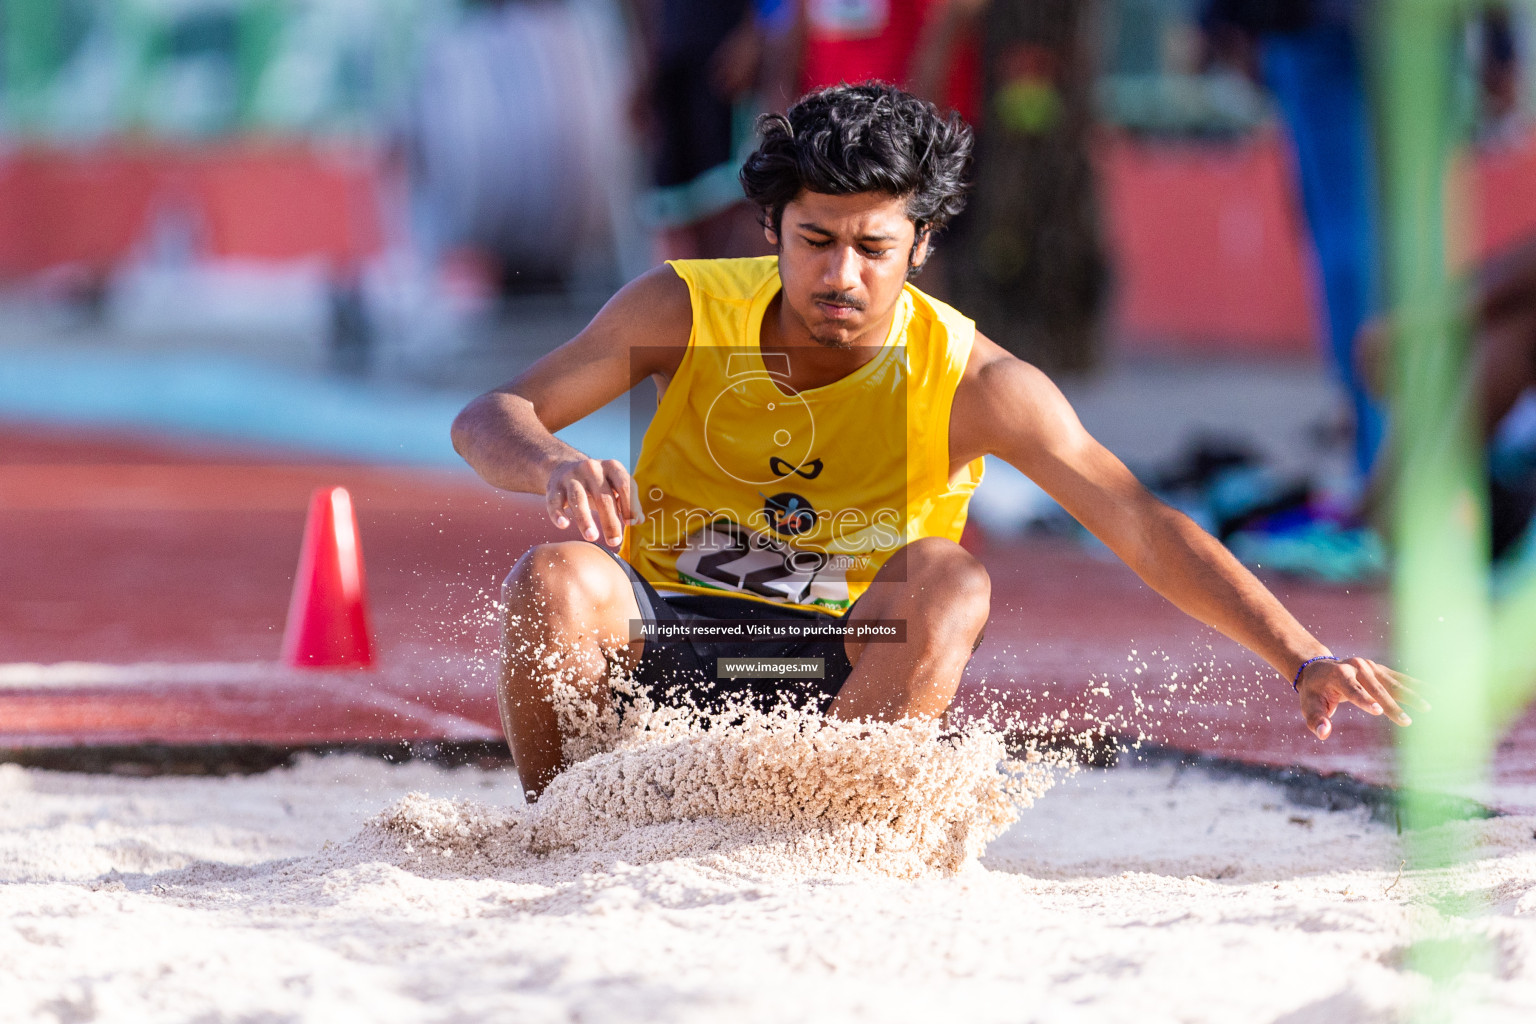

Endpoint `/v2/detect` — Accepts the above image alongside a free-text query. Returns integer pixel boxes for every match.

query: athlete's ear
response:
[910,225,932,270]
[764,220,780,250]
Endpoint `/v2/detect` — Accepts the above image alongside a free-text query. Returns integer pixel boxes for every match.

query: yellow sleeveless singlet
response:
[619,255,983,615]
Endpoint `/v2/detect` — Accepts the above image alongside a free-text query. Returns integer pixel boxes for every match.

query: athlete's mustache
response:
[810,291,866,311]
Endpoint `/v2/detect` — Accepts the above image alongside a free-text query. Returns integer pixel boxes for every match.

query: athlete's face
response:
[767,190,930,350]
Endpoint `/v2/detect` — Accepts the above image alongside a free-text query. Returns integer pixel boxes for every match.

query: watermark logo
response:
[628,343,912,596]
[703,353,817,486]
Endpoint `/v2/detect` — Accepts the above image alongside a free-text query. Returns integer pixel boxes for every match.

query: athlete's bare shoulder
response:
[579,263,693,383]
[459,265,695,447]
[956,330,1017,384]
[949,330,1086,468]
[953,330,1060,420]
[515,264,690,395]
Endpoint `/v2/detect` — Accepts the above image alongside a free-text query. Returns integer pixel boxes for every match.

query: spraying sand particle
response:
[370,698,1063,880]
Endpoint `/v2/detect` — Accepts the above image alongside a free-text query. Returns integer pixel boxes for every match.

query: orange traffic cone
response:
[281,486,375,669]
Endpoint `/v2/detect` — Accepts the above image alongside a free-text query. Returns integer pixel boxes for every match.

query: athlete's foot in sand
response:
[499,541,641,801]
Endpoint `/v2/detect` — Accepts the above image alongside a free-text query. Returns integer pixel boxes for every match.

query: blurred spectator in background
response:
[917,0,1108,374]
[789,0,1106,374]
[629,0,790,259]
[790,0,981,305]
[631,0,988,263]
[1200,0,1384,480]
[1359,235,1536,566]
[1479,8,1523,140]
[797,0,980,120]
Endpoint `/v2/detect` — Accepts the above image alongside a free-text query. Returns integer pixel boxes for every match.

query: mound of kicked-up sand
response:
[370,706,1058,882]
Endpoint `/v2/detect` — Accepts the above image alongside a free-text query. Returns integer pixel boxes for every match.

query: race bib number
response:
[674,520,852,611]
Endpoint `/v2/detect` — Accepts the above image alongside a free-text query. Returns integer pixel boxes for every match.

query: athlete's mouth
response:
[812,293,865,320]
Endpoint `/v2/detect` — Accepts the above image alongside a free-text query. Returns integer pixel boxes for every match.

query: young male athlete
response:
[453,83,1419,800]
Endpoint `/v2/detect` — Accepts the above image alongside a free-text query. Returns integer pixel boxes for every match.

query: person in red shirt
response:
[796,0,980,122]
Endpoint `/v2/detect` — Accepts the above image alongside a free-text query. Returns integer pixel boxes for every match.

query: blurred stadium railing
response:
[0,0,1532,361]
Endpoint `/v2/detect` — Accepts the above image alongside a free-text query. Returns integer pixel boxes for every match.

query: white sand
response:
[3,713,1536,1023]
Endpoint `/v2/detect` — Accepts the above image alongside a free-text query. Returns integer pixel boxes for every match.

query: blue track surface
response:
[0,347,630,467]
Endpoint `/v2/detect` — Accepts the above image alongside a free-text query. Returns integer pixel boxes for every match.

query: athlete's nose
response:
[824,245,860,293]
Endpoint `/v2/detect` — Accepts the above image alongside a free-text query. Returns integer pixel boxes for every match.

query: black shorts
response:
[602,547,858,715]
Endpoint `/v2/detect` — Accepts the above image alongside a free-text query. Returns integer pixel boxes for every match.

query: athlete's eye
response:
[861,247,891,259]
[803,237,832,249]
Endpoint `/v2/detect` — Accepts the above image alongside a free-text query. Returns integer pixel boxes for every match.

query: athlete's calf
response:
[498,541,640,800]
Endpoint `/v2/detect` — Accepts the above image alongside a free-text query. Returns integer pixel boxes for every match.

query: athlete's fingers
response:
[548,458,601,532]
[1337,671,1385,717]
[600,460,636,526]
[1337,660,1385,716]
[1353,660,1411,726]
[1390,684,1431,713]
[1380,667,1432,711]
[568,460,615,541]
[546,483,570,530]
[572,460,624,544]
[626,476,646,525]
[1300,686,1336,741]
[592,488,625,548]
[564,479,600,542]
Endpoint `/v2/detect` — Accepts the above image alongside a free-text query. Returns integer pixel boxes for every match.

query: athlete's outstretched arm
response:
[451,265,691,546]
[949,335,1422,740]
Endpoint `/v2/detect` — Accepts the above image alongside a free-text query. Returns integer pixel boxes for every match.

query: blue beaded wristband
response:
[1292,654,1348,692]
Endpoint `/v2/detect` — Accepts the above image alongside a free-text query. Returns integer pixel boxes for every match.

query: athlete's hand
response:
[545,457,638,548]
[1297,656,1428,741]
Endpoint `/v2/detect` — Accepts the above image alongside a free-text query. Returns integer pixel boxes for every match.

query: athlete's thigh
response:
[839,538,982,666]
[838,544,911,668]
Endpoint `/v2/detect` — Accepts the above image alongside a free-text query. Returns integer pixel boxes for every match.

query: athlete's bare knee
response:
[900,538,991,631]
[503,541,621,614]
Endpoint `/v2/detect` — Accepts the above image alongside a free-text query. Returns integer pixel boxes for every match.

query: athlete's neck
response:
[759,293,897,393]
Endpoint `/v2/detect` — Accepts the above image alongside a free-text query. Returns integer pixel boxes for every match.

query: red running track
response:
[3,422,1533,804]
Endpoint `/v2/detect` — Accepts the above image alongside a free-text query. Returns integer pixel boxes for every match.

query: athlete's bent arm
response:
[949,335,1422,740]
[451,265,691,547]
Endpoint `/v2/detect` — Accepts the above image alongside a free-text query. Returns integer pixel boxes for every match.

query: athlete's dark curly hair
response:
[739,82,973,248]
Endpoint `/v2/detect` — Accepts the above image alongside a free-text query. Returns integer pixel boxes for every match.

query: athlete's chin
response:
[788,300,861,348]
[809,330,856,350]
[807,316,861,349]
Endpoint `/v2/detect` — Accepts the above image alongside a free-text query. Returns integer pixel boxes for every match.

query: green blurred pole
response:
[1375,0,1536,1005]
[1377,0,1493,1008]
[1380,0,1491,837]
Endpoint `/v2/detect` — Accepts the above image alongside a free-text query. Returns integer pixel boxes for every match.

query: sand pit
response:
[4,714,1536,1023]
